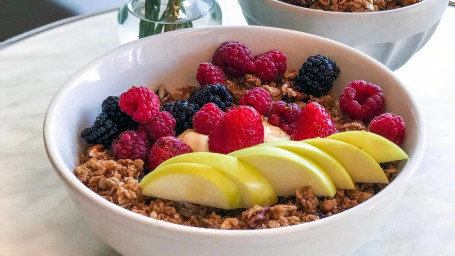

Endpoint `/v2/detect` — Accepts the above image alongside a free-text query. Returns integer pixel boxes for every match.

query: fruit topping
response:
[248,50,287,83]
[80,114,119,147]
[119,86,160,124]
[239,87,272,115]
[148,136,193,170]
[158,152,278,208]
[266,101,301,135]
[112,130,151,162]
[212,41,253,77]
[139,111,176,141]
[209,106,264,154]
[192,103,225,135]
[188,83,232,111]
[304,138,389,184]
[140,131,405,209]
[328,130,408,162]
[296,55,340,97]
[339,80,385,121]
[229,146,336,197]
[101,96,138,131]
[140,162,243,209]
[80,96,139,147]
[196,62,227,86]
[291,102,338,140]
[161,100,199,135]
[258,140,355,190]
[368,113,406,146]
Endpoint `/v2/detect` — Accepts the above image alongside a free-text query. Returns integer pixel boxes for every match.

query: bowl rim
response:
[247,0,443,17]
[43,25,426,238]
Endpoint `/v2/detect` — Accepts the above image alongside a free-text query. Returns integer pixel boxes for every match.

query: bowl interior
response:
[44,26,424,231]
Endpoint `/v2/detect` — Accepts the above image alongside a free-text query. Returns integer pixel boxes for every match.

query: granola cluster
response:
[281,0,420,12]
[74,71,401,230]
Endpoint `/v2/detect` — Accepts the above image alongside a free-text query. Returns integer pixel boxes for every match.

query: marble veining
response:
[0,2,454,255]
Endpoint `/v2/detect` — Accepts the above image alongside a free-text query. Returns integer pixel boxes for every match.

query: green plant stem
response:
[139,0,161,38]
[140,0,193,37]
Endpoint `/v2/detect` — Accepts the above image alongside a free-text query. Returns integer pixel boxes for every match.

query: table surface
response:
[1,1,454,255]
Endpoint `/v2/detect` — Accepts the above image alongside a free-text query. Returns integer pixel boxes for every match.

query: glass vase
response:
[117,0,222,44]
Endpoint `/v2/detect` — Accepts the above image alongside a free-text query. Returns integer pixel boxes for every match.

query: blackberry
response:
[102,96,138,131]
[80,114,119,146]
[296,55,340,97]
[81,96,139,147]
[188,84,232,111]
[161,100,199,135]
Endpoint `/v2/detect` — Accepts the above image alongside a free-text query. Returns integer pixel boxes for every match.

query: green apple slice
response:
[304,138,389,184]
[140,163,243,209]
[257,140,355,190]
[158,152,277,207]
[328,131,408,163]
[229,146,336,197]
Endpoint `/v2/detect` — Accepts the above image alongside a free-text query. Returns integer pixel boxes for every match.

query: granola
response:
[281,0,421,12]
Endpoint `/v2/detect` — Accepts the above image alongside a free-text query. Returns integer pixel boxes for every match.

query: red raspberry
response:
[248,50,287,82]
[369,113,406,146]
[148,136,193,170]
[239,87,272,115]
[196,62,227,86]
[265,50,287,74]
[339,80,385,121]
[119,86,160,124]
[209,106,264,154]
[112,130,151,162]
[291,102,338,140]
[266,101,302,135]
[212,41,253,77]
[140,111,176,141]
[193,103,225,135]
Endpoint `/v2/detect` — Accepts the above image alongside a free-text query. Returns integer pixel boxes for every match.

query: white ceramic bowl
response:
[237,0,448,70]
[44,26,425,256]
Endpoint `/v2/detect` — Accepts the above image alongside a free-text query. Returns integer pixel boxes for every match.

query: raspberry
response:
[296,55,340,97]
[193,103,225,135]
[239,87,272,115]
[266,101,302,135]
[148,136,193,170]
[248,50,287,82]
[188,84,232,111]
[339,80,385,121]
[212,41,253,77]
[161,100,199,135]
[81,114,119,147]
[369,113,406,146]
[291,102,338,140]
[112,130,151,162]
[101,96,138,131]
[209,106,264,154]
[140,111,176,141]
[119,86,160,124]
[196,62,227,86]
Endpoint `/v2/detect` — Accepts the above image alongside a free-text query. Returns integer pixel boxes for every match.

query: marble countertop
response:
[0,1,454,255]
